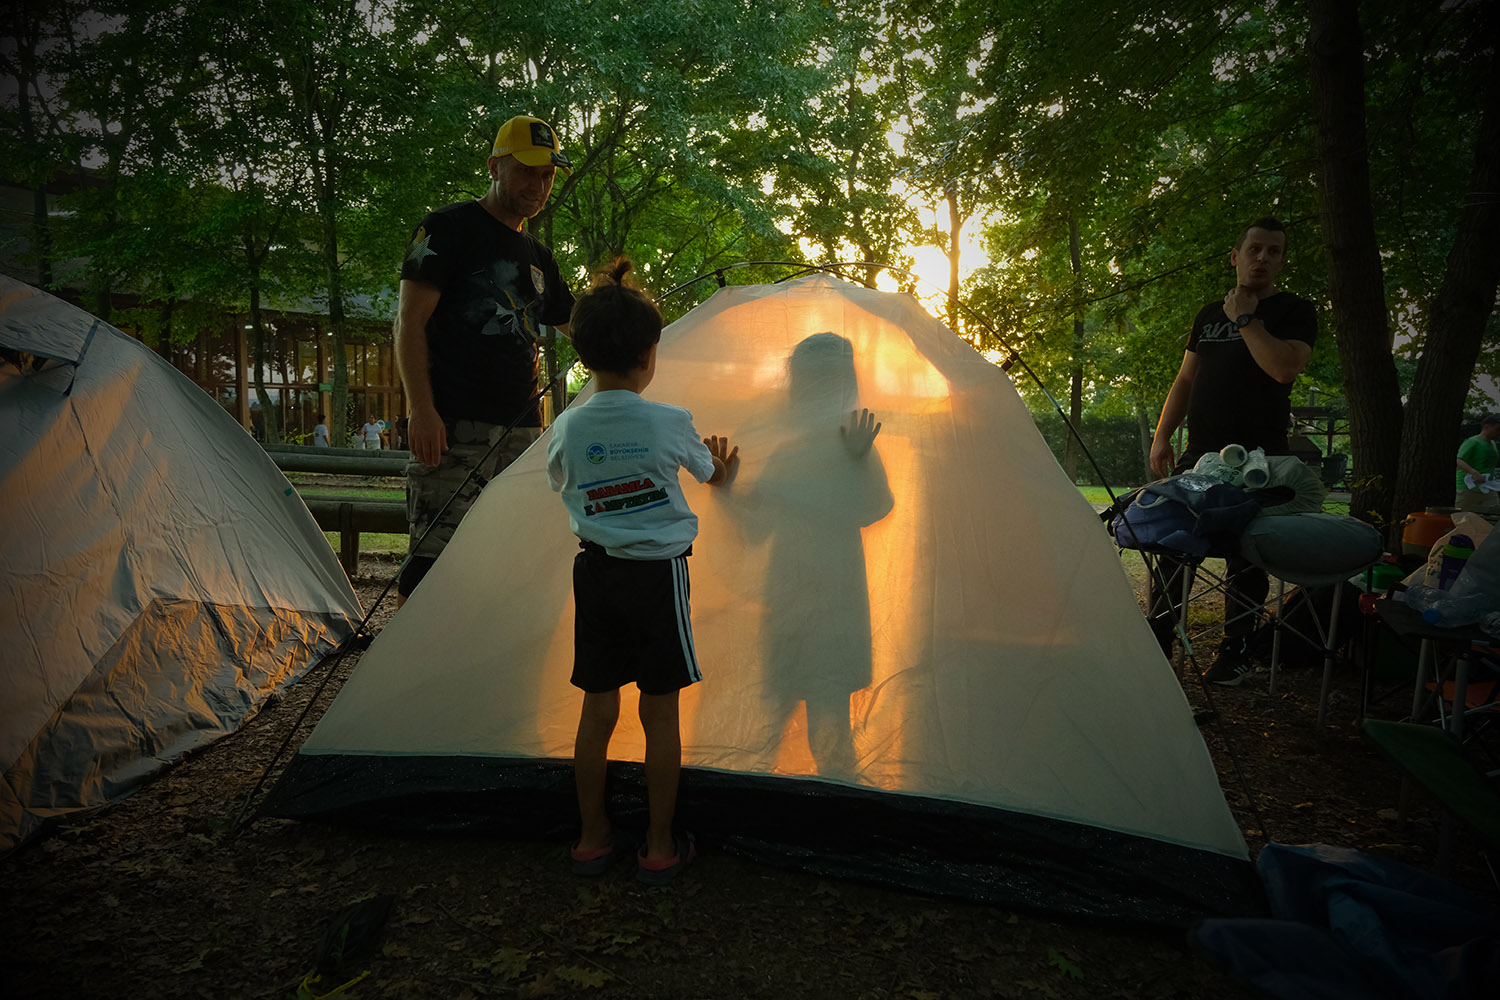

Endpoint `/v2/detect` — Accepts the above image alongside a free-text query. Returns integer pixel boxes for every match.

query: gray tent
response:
[0,277,362,851]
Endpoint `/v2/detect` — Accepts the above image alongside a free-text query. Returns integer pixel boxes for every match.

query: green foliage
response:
[4,0,1490,480]
[1031,408,1151,489]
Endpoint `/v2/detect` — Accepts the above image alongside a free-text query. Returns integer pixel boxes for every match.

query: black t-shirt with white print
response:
[400,201,575,426]
[1184,290,1317,457]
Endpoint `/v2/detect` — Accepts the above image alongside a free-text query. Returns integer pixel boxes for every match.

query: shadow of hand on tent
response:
[716,333,894,782]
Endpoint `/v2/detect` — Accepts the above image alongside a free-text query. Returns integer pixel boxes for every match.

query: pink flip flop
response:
[636,831,696,885]
[570,834,629,876]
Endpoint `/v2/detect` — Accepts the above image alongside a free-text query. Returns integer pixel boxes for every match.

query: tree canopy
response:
[2,0,1494,528]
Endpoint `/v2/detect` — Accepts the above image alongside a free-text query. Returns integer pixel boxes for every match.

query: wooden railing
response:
[266,444,408,576]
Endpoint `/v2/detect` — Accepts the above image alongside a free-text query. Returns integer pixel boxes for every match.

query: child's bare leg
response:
[637,690,682,861]
[574,689,620,852]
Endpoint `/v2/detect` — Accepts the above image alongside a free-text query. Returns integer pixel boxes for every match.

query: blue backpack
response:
[1106,473,1262,559]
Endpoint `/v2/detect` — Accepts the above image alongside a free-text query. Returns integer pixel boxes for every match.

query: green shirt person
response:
[1455,413,1500,511]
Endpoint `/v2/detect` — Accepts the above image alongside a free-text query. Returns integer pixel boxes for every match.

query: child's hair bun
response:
[608,257,633,284]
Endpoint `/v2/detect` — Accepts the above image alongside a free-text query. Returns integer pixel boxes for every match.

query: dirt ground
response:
[3,557,1494,1000]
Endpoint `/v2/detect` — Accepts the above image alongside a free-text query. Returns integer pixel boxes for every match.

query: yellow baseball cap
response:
[491,115,572,175]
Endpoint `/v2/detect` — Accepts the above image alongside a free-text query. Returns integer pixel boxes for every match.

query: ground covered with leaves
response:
[3,558,1493,999]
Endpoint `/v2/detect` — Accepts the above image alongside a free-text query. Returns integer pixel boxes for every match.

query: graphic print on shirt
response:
[1196,318,1244,344]
[405,226,436,267]
[455,258,544,348]
[578,473,670,517]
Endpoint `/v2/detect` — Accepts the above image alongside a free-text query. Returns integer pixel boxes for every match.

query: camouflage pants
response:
[406,421,542,561]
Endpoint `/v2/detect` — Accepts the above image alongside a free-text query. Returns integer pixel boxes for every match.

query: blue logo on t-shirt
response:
[586,443,606,465]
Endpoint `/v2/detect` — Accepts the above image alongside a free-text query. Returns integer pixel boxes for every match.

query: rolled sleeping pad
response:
[1219,443,1248,468]
[1241,448,1269,489]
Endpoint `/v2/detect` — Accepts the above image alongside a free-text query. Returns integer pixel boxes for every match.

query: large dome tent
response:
[0,276,363,852]
[265,273,1256,923]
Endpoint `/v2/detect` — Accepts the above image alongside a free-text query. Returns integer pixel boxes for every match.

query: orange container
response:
[1401,510,1454,556]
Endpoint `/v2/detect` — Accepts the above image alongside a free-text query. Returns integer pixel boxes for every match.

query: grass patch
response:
[1078,484,1135,505]
[321,532,408,556]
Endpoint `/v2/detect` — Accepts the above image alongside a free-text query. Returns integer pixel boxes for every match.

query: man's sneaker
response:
[1202,647,1253,687]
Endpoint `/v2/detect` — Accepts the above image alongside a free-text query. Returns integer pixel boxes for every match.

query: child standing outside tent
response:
[546,258,739,884]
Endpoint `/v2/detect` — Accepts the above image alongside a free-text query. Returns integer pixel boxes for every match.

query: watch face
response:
[1236,314,1253,328]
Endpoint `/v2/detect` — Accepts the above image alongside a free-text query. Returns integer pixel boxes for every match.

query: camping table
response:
[1374,599,1492,739]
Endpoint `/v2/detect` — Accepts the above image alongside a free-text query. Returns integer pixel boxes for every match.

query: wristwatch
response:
[1234,313,1254,329]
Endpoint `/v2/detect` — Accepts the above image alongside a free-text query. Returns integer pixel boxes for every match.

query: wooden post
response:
[337,501,359,579]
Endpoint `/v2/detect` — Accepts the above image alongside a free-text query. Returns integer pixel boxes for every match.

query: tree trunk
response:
[1392,17,1500,522]
[1306,0,1406,539]
[31,188,52,289]
[155,297,173,367]
[12,14,53,288]
[1135,401,1154,480]
[249,284,280,444]
[945,181,961,333]
[322,202,349,447]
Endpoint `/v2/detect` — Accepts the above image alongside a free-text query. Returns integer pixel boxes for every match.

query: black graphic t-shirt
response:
[400,201,575,426]
[1184,290,1317,456]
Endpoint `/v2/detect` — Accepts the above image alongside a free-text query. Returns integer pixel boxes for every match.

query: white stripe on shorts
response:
[672,555,701,682]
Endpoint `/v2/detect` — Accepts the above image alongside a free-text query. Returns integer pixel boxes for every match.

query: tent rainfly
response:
[0,277,362,852]
[266,274,1256,923]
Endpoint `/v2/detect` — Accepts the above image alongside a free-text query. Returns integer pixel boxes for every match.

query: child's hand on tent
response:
[841,408,881,459]
[705,435,740,486]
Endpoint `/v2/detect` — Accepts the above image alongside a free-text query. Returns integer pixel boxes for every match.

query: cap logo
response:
[529,122,556,150]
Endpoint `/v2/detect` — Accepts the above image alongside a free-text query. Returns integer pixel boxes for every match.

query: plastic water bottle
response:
[1437,534,1475,590]
[1405,583,1495,627]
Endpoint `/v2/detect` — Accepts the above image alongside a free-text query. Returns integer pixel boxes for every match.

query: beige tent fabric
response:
[0,277,361,851]
[303,275,1245,858]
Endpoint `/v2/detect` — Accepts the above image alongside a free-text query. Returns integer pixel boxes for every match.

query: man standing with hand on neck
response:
[1147,216,1319,685]
[394,115,576,603]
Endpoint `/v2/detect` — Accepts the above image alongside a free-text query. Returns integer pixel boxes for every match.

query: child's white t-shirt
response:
[546,390,717,559]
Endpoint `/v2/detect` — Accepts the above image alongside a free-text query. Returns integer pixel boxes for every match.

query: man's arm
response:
[394,278,445,467]
[1149,350,1198,478]
[1224,287,1312,384]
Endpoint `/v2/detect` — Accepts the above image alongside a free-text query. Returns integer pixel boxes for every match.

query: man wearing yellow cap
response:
[394,115,576,601]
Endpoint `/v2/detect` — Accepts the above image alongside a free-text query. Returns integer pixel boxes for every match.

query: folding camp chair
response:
[1141,514,1382,723]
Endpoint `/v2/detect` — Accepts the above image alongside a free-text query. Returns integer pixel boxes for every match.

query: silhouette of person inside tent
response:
[728,332,893,780]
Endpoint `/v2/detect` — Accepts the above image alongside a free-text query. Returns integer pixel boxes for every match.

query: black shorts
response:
[571,541,702,695]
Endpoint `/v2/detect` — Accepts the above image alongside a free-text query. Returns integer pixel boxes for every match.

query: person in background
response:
[1146,216,1318,687]
[249,400,265,442]
[1455,413,1500,511]
[393,114,576,603]
[312,413,330,448]
[360,412,384,450]
[546,258,739,884]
